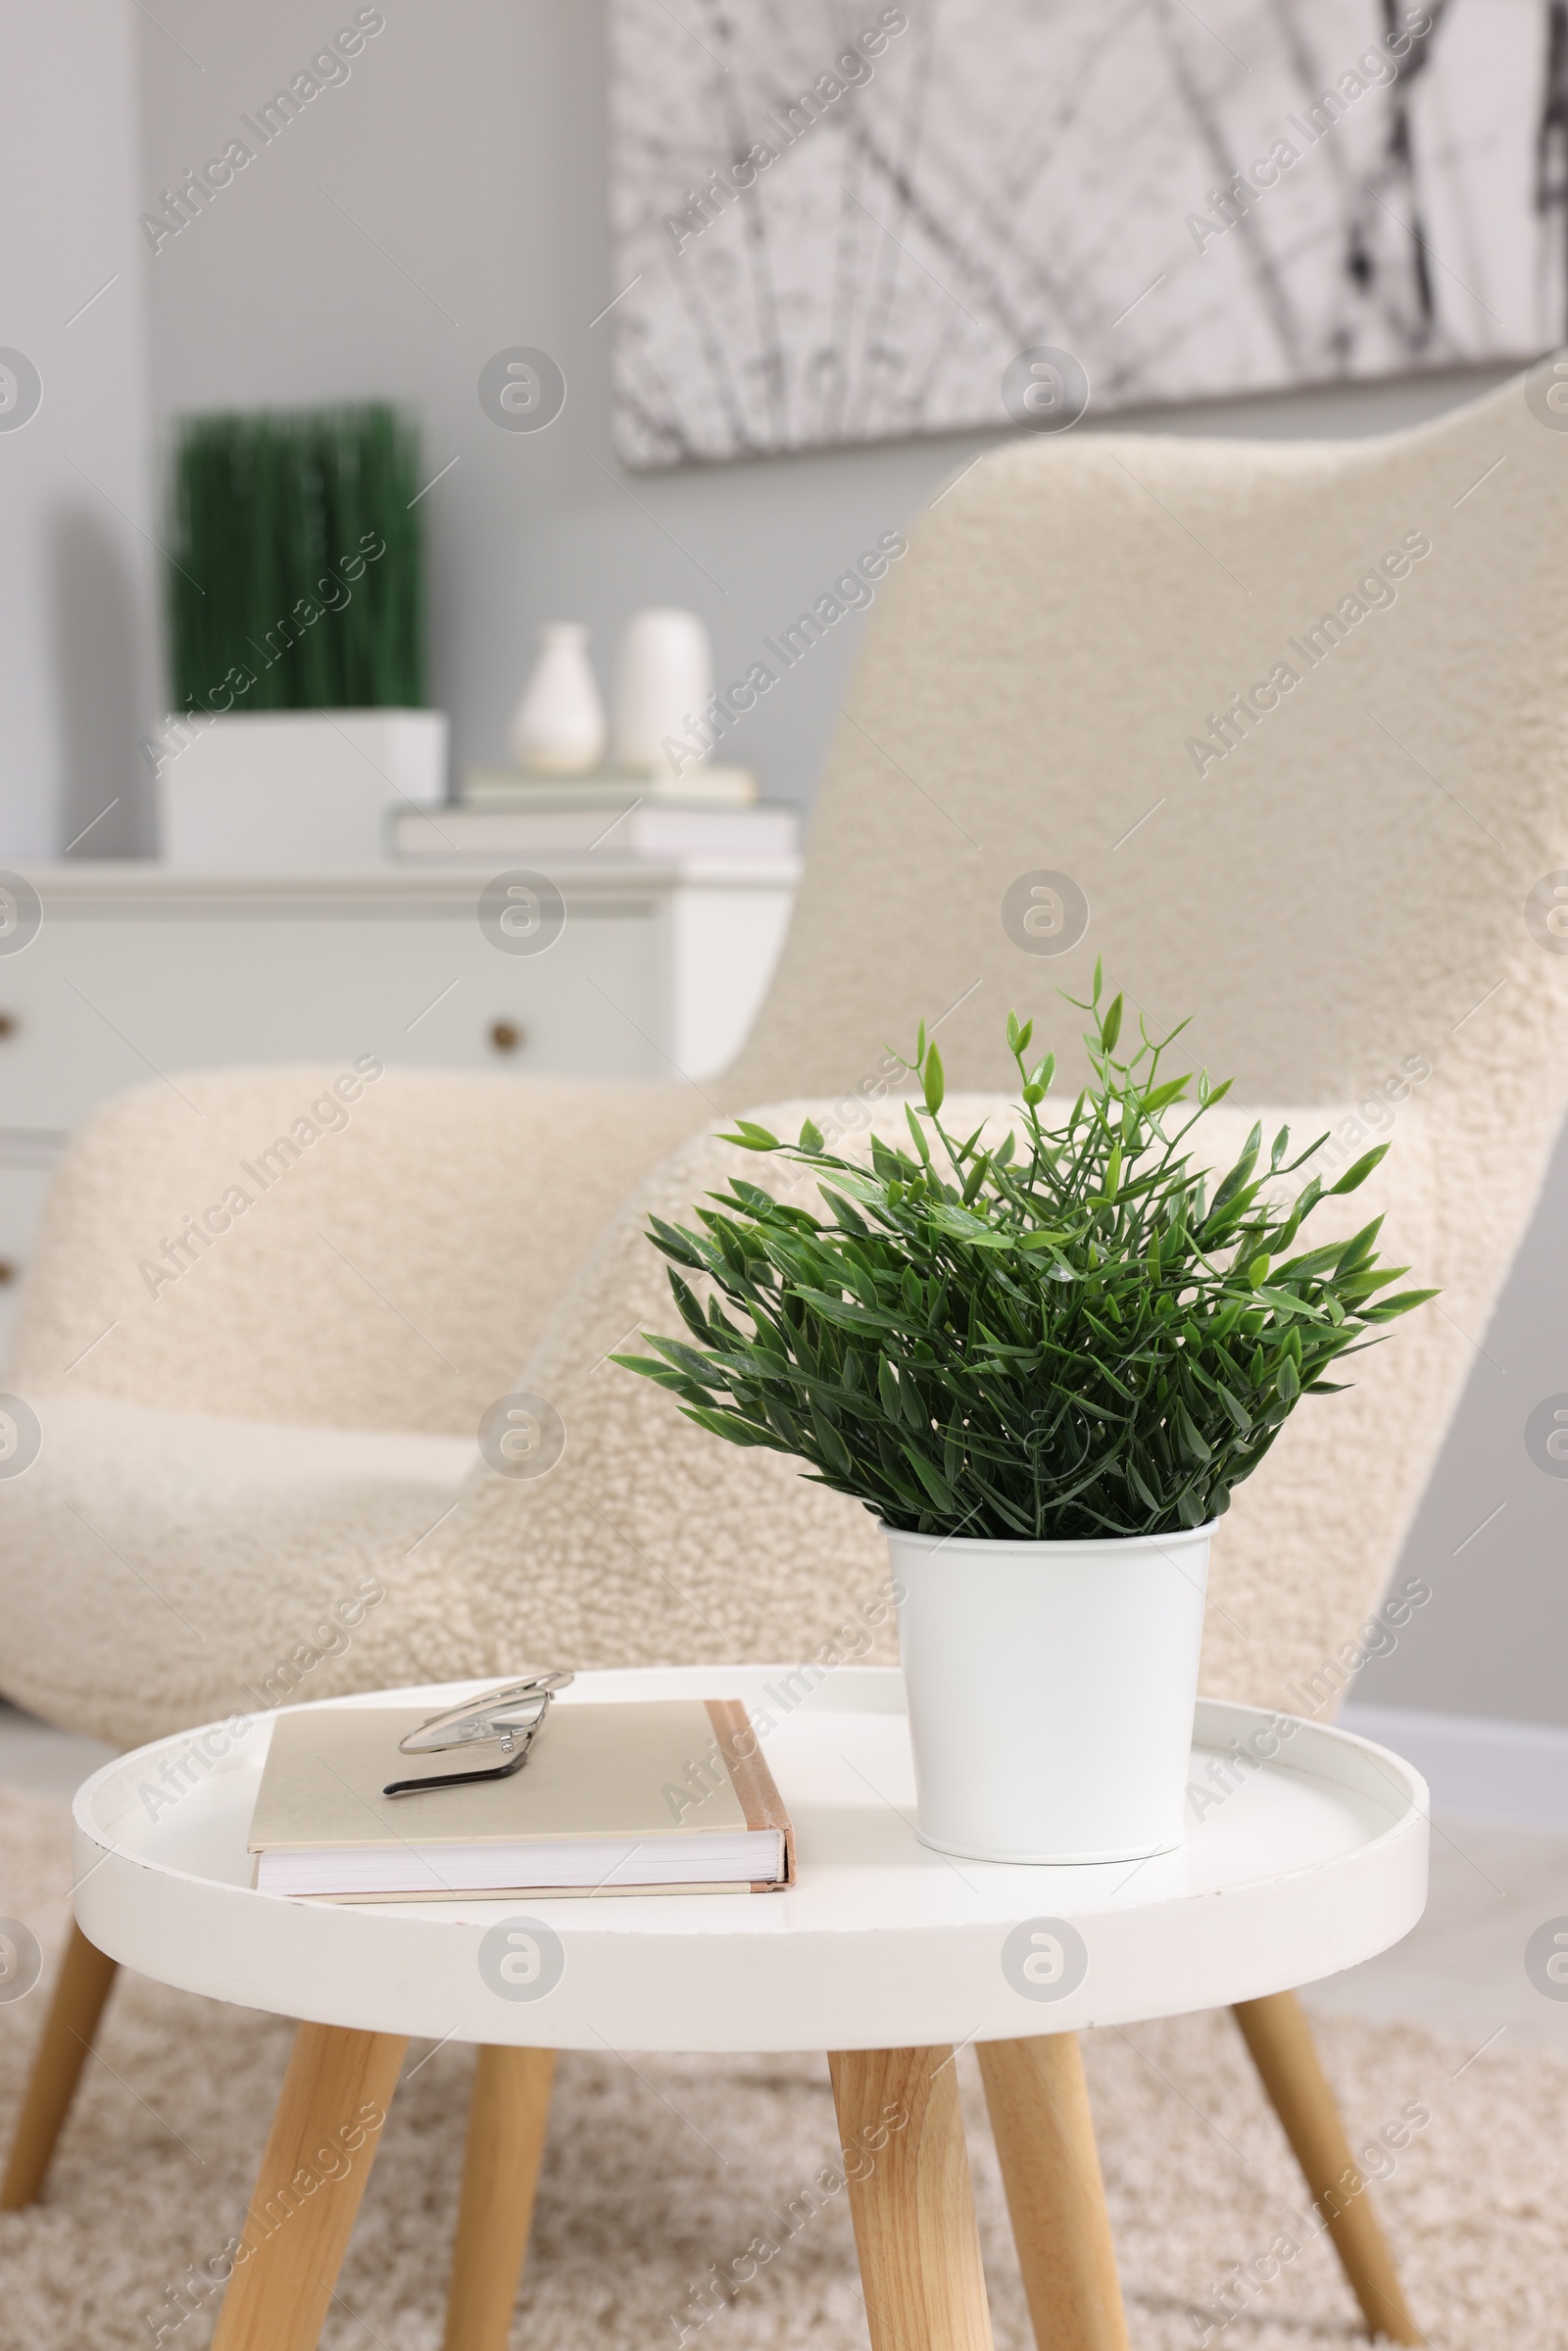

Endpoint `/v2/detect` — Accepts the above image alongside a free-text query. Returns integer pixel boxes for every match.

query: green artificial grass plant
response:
[168,402,424,715]
[615,972,1435,1541]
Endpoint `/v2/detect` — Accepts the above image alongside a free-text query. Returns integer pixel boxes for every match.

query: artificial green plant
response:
[615,971,1435,1541]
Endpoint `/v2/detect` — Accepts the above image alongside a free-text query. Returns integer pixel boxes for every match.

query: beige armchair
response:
[6,367,1565,2347]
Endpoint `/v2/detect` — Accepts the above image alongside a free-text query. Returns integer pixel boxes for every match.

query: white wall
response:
[26,0,1562,1736]
[0,0,159,860]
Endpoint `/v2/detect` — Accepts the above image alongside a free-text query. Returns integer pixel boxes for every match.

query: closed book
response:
[462,764,759,808]
[247,1697,794,1900]
[388,800,798,860]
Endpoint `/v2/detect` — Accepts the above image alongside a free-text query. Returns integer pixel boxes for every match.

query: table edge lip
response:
[72,1669,1431,1917]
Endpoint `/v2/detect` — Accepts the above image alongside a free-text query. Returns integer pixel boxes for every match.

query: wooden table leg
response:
[441,2046,556,2351]
[0,1922,120,2209]
[977,2033,1130,2351]
[209,2021,408,2351]
[1233,1991,1421,2344]
[828,2045,994,2351]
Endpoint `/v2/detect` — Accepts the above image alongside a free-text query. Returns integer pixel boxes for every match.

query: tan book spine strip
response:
[704,1698,796,1891]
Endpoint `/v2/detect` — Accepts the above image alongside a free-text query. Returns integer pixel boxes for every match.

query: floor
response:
[3,1700,1565,2060]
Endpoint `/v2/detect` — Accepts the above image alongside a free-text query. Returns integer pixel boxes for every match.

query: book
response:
[462,764,759,808]
[247,1697,795,1900]
[388,799,799,860]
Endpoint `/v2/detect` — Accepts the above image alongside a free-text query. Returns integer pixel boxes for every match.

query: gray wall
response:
[1351,1117,1568,1729]
[0,0,158,861]
[52,0,1567,1729]
[134,0,1515,817]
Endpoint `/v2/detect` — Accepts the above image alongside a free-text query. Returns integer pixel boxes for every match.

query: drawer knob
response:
[0,1012,15,1040]
[489,1019,524,1054]
[0,1260,16,1287]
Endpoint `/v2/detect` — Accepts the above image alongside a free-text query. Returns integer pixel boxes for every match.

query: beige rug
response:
[0,1784,1559,2349]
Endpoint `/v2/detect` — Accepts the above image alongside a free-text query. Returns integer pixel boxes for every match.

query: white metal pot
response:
[886,1521,1213,1864]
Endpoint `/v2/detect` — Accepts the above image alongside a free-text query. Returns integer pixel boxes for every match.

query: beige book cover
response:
[248,1696,794,1897]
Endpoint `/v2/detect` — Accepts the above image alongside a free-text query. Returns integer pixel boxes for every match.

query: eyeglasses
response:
[382,1671,575,1797]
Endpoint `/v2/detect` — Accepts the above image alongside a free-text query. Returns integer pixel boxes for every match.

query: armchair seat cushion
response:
[0,1397,484,1746]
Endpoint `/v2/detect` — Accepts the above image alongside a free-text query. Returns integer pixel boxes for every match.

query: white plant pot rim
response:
[879,1519,1218,1555]
[886,1516,1216,1861]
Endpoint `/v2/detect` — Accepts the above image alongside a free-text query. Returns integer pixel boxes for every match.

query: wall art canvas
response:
[607,0,1564,468]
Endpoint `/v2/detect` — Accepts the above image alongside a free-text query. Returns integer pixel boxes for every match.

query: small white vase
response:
[509,623,607,775]
[612,608,712,774]
[886,1522,1212,1863]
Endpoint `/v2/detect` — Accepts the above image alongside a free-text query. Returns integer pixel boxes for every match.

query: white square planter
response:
[158,709,448,872]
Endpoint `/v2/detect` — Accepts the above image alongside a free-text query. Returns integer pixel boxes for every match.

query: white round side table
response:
[70,1667,1428,2351]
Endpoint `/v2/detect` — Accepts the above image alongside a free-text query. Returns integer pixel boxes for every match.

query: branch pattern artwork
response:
[608,0,1566,468]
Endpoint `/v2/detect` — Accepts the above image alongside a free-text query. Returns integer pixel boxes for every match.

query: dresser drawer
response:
[0,891,666,1130]
[0,1157,57,1366]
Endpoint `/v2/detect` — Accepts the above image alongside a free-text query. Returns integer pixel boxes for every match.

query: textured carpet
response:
[0,1785,1560,2350]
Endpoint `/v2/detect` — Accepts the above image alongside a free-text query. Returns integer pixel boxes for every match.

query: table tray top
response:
[73,1667,1428,2052]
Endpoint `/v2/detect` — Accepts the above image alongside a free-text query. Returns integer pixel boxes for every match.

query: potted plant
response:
[617,973,1434,1863]
[153,402,445,870]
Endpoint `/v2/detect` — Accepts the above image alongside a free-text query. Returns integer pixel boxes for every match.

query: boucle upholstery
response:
[0,1089,1436,1745]
[5,1068,702,1435]
[726,371,1568,1113]
[0,1397,480,1740]
[3,369,1564,1747]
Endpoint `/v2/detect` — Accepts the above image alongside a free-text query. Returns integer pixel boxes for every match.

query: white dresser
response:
[0,856,798,1350]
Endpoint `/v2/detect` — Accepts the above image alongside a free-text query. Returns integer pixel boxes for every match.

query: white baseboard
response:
[1338,1701,1568,1832]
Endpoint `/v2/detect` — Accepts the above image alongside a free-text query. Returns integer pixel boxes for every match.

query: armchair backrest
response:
[724,370,1568,1118]
[677,370,1568,1695]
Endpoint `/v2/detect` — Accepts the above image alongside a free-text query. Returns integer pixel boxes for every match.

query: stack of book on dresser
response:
[387,765,799,862]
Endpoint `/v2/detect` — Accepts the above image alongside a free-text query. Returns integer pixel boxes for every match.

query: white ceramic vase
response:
[612,608,712,774]
[885,1522,1212,1864]
[509,623,607,775]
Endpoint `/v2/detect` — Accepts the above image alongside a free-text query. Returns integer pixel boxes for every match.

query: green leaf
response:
[1365,1287,1441,1317]
[818,1186,872,1237]
[922,1044,946,1115]
[1172,1402,1211,1464]
[678,1404,789,1451]
[1208,1125,1262,1220]
[1101,993,1123,1053]
[904,1445,956,1509]
[609,1350,709,1400]
[1250,1286,1328,1320]
[1327,1145,1388,1196]
[798,1116,826,1153]
[720,1119,782,1151]
[1127,1455,1160,1511]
